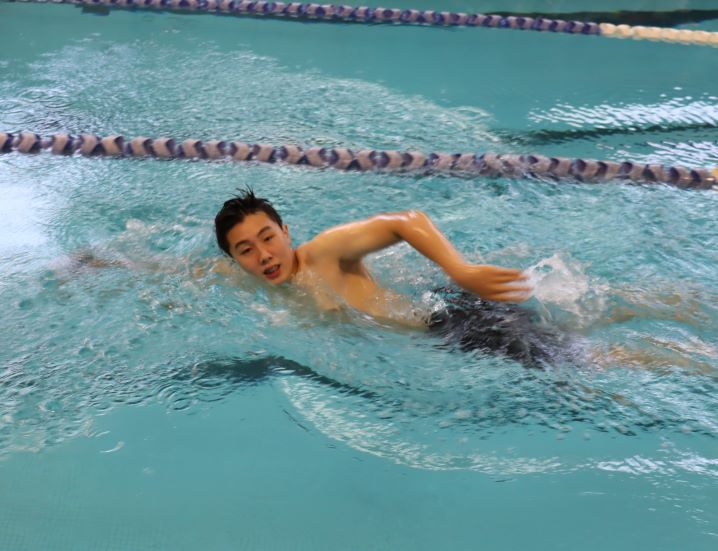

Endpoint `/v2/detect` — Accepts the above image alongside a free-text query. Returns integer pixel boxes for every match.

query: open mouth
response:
[263,264,281,280]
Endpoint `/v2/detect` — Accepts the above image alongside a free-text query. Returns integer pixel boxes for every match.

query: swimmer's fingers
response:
[493,267,528,278]
[495,282,533,294]
[451,264,532,302]
[487,284,534,302]
[494,272,530,283]
[474,266,529,284]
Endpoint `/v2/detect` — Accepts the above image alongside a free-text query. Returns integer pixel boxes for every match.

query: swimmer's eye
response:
[238,248,251,255]
[264,236,274,242]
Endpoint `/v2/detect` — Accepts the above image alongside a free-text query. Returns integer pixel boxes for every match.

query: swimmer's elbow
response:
[370,211,427,238]
[372,211,418,242]
[405,209,428,220]
[398,210,430,229]
[400,210,434,234]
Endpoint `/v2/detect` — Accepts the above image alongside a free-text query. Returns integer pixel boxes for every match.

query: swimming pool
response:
[1,1,717,549]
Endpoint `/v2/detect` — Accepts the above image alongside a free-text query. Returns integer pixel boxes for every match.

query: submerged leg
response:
[601,285,711,327]
[588,341,716,375]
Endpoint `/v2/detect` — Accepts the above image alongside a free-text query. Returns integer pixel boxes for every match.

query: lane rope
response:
[7,0,718,47]
[2,131,716,189]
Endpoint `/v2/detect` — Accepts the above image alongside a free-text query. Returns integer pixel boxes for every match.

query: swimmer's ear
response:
[282,224,290,238]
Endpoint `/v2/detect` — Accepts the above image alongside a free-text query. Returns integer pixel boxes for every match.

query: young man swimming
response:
[215,190,530,308]
[213,189,575,368]
[52,188,710,371]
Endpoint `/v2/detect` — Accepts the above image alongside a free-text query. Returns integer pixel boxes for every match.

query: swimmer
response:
[215,189,531,306]
[50,188,712,372]
[214,189,573,368]
[214,190,717,373]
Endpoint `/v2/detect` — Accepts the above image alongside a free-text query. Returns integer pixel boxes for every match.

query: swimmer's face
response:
[226,211,296,285]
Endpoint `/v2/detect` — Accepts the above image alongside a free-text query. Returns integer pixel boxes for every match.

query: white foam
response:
[526,253,608,321]
[527,253,590,311]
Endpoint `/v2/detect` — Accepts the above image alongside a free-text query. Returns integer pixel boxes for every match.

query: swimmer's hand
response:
[449,263,532,302]
[192,257,235,279]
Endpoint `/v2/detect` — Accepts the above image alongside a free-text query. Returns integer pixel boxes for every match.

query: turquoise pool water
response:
[1,2,718,549]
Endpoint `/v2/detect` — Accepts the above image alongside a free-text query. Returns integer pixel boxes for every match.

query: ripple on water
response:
[1,40,498,153]
[0,21,717,477]
[1,226,716,475]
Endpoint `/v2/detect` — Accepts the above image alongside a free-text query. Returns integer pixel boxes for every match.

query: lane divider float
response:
[8,0,718,47]
[2,131,716,189]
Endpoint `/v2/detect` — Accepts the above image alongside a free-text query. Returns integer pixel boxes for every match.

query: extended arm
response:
[307,211,531,302]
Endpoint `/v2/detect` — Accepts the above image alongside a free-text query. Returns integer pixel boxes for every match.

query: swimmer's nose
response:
[259,248,273,265]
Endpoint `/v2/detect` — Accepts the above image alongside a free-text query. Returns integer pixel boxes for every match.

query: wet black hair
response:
[214,188,283,256]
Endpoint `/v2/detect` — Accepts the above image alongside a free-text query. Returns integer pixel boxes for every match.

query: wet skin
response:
[225,210,531,324]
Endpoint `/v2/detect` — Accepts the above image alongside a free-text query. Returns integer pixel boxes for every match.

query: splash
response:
[526,252,608,328]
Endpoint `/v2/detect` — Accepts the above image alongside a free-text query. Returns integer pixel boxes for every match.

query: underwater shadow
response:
[167,352,716,439]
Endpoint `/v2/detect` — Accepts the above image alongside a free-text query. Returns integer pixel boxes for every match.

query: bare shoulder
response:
[297,213,405,266]
[296,237,331,266]
[296,223,347,261]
